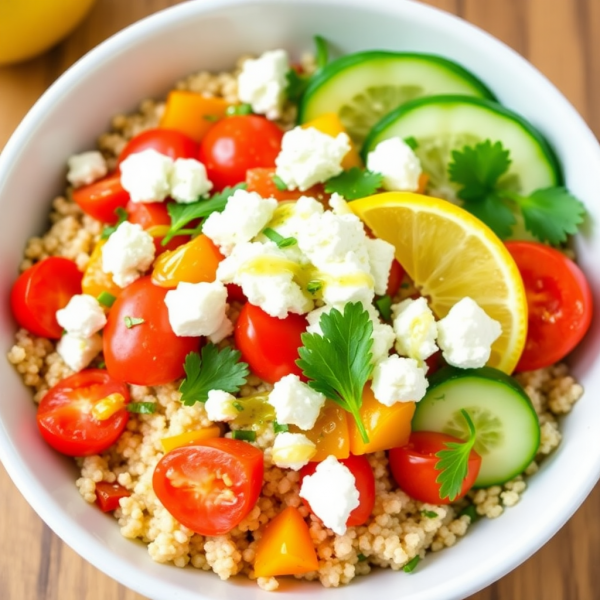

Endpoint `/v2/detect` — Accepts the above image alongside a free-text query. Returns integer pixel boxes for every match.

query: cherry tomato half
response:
[95,482,131,512]
[245,167,329,203]
[198,116,283,190]
[118,128,198,164]
[506,241,593,372]
[386,259,405,298]
[388,431,482,505]
[11,257,82,338]
[152,438,264,535]
[36,369,130,456]
[72,172,130,224]
[300,454,375,527]
[235,303,306,384]
[103,276,200,385]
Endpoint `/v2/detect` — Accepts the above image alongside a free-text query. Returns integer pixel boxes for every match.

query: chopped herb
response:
[400,282,410,289]
[435,409,477,502]
[375,294,392,321]
[203,114,219,122]
[403,556,420,573]
[271,173,288,191]
[314,35,329,70]
[127,402,157,414]
[286,68,309,102]
[124,316,145,328]
[421,510,438,519]
[297,302,373,443]
[357,553,368,562]
[97,291,116,308]
[232,430,256,442]
[101,207,128,239]
[233,401,245,412]
[324,167,383,200]
[459,504,480,523]
[162,183,247,245]
[226,103,253,116]
[97,361,106,369]
[307,280,323,294]
[61,329,67,337]
[263,227,297,248]
[404,136,419,150]
[273,422,289,434]
[448,140,585,244]
[179,344,249,405]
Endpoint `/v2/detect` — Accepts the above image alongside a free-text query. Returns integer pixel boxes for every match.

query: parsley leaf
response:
[179,344,249,406]
[509,187,586,245]
[162,183,246,245]
[297,302,373,443]
[101,207,128,239]
[434,409,477,502]
[375,295,392,321]
[324,167,383,200]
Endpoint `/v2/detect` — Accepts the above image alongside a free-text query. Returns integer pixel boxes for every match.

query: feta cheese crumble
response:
[66,151,107,187]
[57,333,103,372]
[268,374,326,430]
[275,127,351,191]
[170,158,213,203]
[392,297,438,362]
[371,355,428,405]
[328,193,353,215]
[164,281,232,342]
[56,294,107,339]
[101,221,155,288]
[203,189,277,256]
[237,49,289,120]
[205,390,238,422]
[365,238,395,296]
[436,297,502,368]
[271,432,316,470]
[119,149,174,203]
[299,455,360,535]
[366,137,422,192]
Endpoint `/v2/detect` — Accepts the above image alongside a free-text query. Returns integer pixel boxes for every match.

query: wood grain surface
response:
[0,1,598,598]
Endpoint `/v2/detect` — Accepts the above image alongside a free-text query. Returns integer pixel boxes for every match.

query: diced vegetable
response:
[160,426,221,453]
[95,482,131,512]
[82,240,122,300]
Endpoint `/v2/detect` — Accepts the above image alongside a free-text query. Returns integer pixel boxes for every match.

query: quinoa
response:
[7,58,585,590]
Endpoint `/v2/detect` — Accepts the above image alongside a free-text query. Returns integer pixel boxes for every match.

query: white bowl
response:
[1,1,599,599]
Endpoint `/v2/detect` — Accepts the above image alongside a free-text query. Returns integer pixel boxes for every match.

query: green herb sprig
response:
[101,207,128,239]
[324,167,383,200]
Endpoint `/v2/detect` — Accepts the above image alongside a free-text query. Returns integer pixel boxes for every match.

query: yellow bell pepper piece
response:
[301,112,363,170]
[160,426,221,453]
[82,239,122,302]
[91,393,126,421]
[348,385,415,455]
[254,506,319,577]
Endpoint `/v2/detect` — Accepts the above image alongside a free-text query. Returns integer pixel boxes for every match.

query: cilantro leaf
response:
[324,168,383,200]
[449,140,511,201]
[162,183,246,245]
[512,187,586,245]
[435,409,477,502]
[463,193,516,239]
[101,207,128,239]
[297,302,373,443]
[179,344,249,406]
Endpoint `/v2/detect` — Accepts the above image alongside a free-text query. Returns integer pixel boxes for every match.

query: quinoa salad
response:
[7,42,590,592]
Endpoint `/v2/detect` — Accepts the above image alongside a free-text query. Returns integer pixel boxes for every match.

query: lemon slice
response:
[350,192,527,373]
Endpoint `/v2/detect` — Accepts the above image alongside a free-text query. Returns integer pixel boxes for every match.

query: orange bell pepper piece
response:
[151,234,223,288]
[295,400,350,461]
[301,112,363,170]
[246,167,329,203]
[254,506,319,578]
[348,385,415,455]
[159,90,229,143]
[82,239,122,301]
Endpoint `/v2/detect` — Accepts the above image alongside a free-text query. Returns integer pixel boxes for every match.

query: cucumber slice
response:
[412,366,540,487]
[299,51,495,146]
[363,95,562,202]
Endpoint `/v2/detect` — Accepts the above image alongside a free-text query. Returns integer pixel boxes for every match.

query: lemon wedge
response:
[350,192,527,373]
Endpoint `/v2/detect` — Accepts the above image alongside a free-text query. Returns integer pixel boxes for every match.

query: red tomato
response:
[235,303,306,384]
[388,431,481,504]
[386,259,405,297]
[72,172,130,224]
[126,201,189,254]
[11,257,82,339]
[118,128,198,164]
[152,438,264,535]
[506,241,593,372]
[103,276,200,385]
[36,369,130,457]
[245,167,329,202]
[300,454,375,527]
[226,283,246,303]
[95,482,131,512]
[198,116,283,190]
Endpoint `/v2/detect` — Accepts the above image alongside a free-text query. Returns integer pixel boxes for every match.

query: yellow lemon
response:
[0,0,96,65]
[350,192,527,373]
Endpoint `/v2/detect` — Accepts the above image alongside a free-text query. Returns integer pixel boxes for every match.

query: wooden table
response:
[1,1,598,598]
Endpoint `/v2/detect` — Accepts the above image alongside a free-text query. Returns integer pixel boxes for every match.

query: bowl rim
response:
[1,1,600,599]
